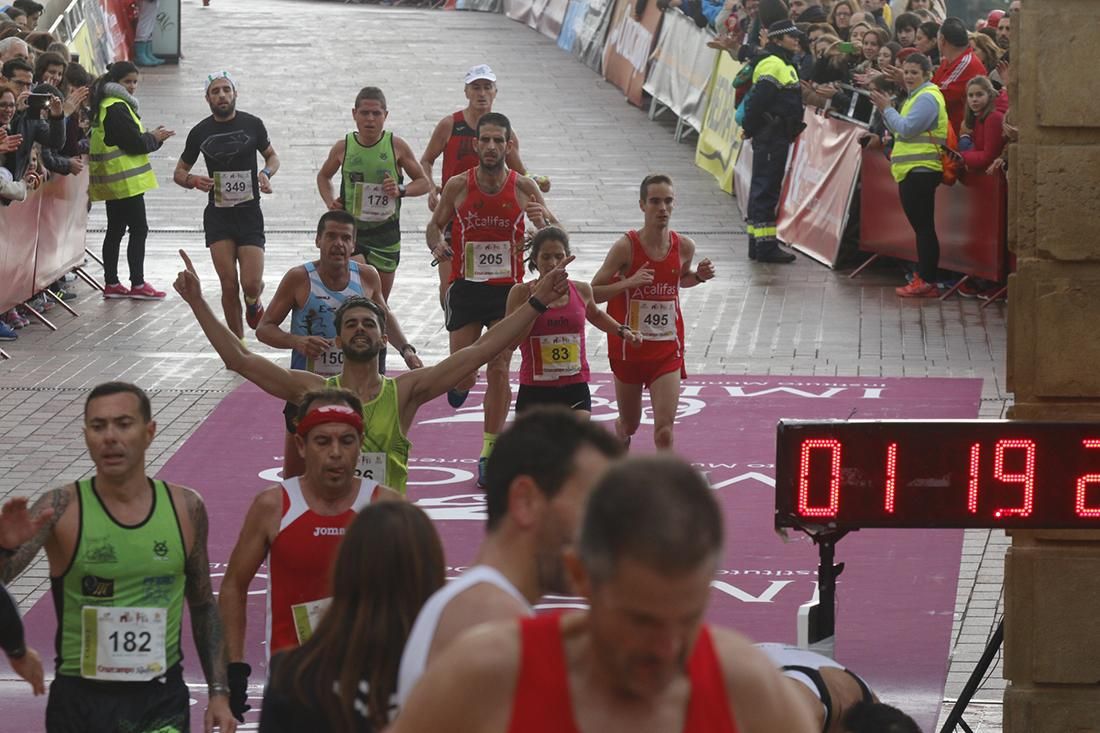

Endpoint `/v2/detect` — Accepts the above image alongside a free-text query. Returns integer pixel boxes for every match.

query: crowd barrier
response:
[858,149,1008,283]
[695,50,743,194]
[643,9,715,139]
[505,0,570,40]
[0,168,95,332]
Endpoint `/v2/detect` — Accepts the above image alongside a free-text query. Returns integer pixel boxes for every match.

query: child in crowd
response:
[958,75,1005,173]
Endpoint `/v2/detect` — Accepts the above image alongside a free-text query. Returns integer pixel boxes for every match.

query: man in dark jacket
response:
[741,19,804,263]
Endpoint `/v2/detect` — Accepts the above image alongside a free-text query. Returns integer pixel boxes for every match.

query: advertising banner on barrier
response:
[642,9,716,132]
[100,0,132,62]
[0,197,43,313]
[733,139,752,220]
[776,110,863,267]
[695,51,742,193]
[507,0,568,42]
[602,0,662,107]
[558,0,586,51]
[574,0,615,71]
[860,150,1007,281]
[34,168,90,293]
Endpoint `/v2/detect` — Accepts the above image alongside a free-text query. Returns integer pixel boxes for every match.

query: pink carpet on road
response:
[5,373,982,731]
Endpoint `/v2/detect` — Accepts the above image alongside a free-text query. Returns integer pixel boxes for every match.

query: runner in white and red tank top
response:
[591,174,715,450]
[217,391,402,719]
[426,111,560,487]
[417,65,550,309]
[505,226,640,416]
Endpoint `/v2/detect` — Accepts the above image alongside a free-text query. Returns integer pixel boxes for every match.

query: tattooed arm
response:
[181,488,237,732]
[0,488,70,584]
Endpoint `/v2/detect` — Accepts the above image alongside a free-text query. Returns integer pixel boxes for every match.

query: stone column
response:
[1004,0,1100,730]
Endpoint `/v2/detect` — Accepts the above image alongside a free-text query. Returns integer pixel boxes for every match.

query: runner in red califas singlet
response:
[591,174,716,451]
[390,456,818,733]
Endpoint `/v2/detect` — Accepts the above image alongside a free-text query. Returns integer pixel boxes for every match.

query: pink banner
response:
[860,150,1008,281]
[0,194,43,313]
[0,168,90,313]
[777,111,863,268]
[34,166,90,293]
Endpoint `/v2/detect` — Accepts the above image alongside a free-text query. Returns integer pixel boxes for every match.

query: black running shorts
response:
[444,279,511,332]
[46,664,190,733]
[204,204,266,248]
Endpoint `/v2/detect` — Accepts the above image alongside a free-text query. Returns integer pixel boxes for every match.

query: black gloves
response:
[227,661,252,723]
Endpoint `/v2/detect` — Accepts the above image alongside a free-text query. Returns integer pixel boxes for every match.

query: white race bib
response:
[80,606,167,681]
[356,182,396,222]
[213,170,254,208]
[309,347,344,377]
[533,333,582,381]
[629,300,677,341]
[292,598,331,644]
[464,240,512,281]
[356,452,387,484]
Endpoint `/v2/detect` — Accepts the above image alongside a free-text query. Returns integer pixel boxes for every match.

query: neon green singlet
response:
[340,131,402,254]
[53,478,186,680]
[326,374,411,495]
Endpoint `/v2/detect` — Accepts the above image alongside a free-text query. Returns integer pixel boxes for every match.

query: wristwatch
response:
[260,167,273,178]
[397,183,408,198]
[399,344,417,357]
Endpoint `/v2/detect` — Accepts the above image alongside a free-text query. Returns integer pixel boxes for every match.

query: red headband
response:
[296,405,364,437]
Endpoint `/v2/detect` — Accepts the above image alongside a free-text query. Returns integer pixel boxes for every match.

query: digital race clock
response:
[775,421,1100,531]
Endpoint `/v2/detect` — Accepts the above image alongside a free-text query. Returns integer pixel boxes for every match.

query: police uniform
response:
[741,20,805,264]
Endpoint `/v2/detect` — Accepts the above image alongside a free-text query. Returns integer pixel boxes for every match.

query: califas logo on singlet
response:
[313,526,346,538]
[463,211,512,231]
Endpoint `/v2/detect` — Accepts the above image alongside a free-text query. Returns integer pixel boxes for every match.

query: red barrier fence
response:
[859,150,1008,282]
[0,167,90,315]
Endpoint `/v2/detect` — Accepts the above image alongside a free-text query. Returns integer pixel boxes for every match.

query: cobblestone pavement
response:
[0,0,1009,727]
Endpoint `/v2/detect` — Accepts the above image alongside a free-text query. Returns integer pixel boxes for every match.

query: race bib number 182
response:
[81,606,167,681]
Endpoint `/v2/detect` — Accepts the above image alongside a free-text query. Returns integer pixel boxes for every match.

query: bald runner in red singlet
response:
[426,111,558,487]
[392,456,816,733]
[591,174,715,451]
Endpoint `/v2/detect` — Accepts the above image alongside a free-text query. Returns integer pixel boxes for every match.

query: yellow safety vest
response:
[89,97,158,201]
[890,83,948,183]
[752,54,800,88]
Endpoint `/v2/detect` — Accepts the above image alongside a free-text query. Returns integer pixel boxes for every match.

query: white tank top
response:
[396,565,531,707]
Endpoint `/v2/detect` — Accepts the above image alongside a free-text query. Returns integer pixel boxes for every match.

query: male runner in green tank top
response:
[173,248,573,496]
[0,382,235,733]
[317,86,430,301]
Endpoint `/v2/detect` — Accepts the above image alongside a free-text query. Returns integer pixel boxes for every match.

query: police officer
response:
[742,19,805,264]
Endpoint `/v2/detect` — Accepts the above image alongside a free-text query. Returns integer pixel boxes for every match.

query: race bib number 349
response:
[213,170,254,208]
[81,606,167,681]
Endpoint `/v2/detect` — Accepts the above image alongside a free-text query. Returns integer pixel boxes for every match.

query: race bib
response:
[213,170,254,208]
[356,182,396,222]
[80,606,167,681]
[464,240,512,281]
[292,598,331,644]
[356,452,387,484]
[309,347,344,377]
[629,300,677,341]
[533,334,581,381]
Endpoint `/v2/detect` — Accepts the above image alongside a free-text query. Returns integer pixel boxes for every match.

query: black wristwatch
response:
[399,344,417,357]
[528,296,549,313]
[397,183,408,198]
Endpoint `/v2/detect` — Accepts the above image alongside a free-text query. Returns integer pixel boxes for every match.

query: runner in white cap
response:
[419,64,550,308]
[174,71,280,339]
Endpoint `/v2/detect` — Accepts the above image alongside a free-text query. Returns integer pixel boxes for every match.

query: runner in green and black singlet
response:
[317,86,430,301]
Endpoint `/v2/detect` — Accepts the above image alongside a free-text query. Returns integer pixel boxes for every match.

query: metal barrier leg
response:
[43,289,79,317]
[74,267,104,292]
[19,301,57,331]
[980,286,1008,309]
[84,247,104,266]
[847,253,879,279]
[0,347,10,360]
[940,275,968,301]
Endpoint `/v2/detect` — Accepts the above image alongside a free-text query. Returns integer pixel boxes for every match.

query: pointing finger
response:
[179,249,196,275]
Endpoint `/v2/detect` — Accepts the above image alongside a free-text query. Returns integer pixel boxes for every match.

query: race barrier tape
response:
[0,168,91,315]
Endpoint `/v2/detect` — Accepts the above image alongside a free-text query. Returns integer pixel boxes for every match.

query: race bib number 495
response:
[81,606,167,681]
[629,300,677,341]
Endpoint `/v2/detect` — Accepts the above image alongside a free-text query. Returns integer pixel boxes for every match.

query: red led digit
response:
[992,439,1036,518]
[798,438,842,518]
[1075,439,1100,518]
[968,443,980,514]
[884,442,898,513]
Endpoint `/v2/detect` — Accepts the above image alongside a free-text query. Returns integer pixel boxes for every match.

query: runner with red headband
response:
[217,389,402,725]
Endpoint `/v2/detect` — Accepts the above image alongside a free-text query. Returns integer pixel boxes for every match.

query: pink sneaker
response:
[895,277,938,298]
[103,283,130,299]
[128,282,167,301]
